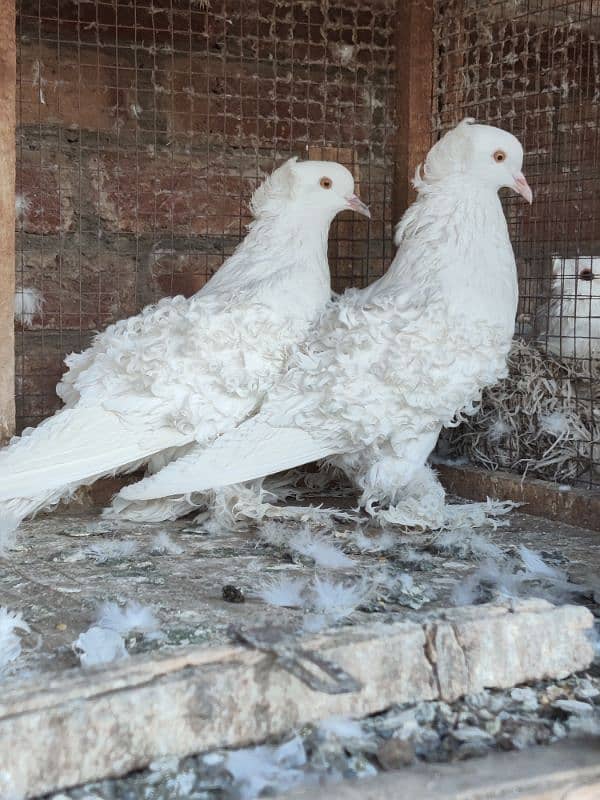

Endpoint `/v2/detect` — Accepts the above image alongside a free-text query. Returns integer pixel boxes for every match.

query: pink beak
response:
[513,172,533,204]
[346,194,371,218]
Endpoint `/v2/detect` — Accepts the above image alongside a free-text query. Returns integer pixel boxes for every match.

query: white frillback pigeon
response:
[541,256,600,359]
[117,120,532,525]
[0,158,369,540]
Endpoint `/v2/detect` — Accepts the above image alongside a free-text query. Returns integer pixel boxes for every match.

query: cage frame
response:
[0,0,17,444]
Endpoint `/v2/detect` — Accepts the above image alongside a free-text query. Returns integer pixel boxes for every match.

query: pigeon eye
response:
[493,150,507,163]
[319,177,333,189]
[579,268,594,281]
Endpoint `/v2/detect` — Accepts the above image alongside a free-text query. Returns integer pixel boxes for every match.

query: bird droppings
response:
[222,585,245,603]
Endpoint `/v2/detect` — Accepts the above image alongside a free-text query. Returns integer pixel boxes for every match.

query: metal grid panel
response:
[434,0,600,488]
[14,0,396,431]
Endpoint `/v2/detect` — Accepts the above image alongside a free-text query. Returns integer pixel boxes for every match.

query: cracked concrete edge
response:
[276,737,600,800]
[0,601,595,799]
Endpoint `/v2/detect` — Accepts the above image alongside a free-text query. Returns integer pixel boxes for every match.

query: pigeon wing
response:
[118,418,336,501]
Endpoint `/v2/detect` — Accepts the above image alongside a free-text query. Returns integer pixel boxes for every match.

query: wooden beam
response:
[0,0,16,443]
[437,464,600,533]
[394,0,434,220]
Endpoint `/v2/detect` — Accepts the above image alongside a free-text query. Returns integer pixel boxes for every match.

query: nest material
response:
[443,339,600,483]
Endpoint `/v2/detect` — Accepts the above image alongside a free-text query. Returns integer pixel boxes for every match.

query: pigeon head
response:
[419,119,532,203]
[250,157,370,222]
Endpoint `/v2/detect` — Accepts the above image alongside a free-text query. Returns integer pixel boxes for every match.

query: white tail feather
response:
[118,423,334,501]
[0,406,190,527]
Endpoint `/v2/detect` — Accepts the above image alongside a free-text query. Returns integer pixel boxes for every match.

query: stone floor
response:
[1,496,599,798]
[2,500,599,680]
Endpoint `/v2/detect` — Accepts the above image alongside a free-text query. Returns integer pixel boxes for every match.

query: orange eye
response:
[320,176,333,189]
[493,150,507,163]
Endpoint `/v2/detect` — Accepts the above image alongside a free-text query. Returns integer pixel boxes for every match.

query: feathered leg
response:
[339,431,513,531]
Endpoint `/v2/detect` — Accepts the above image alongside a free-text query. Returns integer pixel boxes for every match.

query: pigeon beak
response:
[512,172,533,204]
[346,194,371,218]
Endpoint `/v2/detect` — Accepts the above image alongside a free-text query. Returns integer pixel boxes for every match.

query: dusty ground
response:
[2,502,599,678]
[1,497,599,798]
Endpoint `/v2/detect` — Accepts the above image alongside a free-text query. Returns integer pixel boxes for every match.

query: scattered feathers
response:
[311,575,370,619]
[73,601,160,669]
[96,601,160,635]
[224,736,307,800]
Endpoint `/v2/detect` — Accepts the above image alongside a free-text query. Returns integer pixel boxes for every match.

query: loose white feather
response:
[14,287,43,327]
[86,539,139,562]
[96,601,160,635]
[518,545,565,581]
[258,576,308,608]
[151,530,184,555]
[0,608,30,671]
[72,626,128,669]
[289,528,354,569]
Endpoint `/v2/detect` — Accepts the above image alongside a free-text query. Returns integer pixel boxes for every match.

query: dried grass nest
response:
[442,339,600,484]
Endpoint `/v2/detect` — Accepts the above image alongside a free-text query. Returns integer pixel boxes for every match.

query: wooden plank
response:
[437,463,600,533]
[0,0,16,443]
[394,0,434,219]
[281,738,600,800]
[0,600,593,798]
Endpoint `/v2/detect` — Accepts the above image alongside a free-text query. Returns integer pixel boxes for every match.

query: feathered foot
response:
[362,465,515,531]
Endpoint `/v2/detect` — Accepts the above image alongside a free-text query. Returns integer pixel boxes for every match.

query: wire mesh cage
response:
[14,0,397,431]
[434,0,600,488]
[9,0,600,492]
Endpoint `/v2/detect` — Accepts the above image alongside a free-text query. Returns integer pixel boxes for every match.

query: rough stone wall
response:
[14,0,396,430]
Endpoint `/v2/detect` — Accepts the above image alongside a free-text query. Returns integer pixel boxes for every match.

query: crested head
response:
[414,118,532,203]
[249,157,369,223]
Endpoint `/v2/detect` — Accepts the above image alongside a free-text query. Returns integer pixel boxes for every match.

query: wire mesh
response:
[434,0,600,489]
[14,0,397,431]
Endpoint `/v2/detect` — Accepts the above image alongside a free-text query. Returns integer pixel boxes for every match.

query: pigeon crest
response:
[249,157,300,218]
[414,117,476,189]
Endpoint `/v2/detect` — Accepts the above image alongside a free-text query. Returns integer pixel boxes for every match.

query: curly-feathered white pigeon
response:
[0,158,369,543]
[117,120,532,527]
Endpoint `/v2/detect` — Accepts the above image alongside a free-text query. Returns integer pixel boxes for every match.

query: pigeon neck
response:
[381,178,518,334]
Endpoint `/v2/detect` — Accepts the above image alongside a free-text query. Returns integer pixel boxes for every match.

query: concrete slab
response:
[2,506,599,681]
[0,503,598,798]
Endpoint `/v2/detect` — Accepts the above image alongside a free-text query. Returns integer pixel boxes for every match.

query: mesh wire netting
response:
[14,0,396,430]
[13,0,600,490]
[434,0,600,488]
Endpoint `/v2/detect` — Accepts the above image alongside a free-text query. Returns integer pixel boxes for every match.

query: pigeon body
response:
[118,120,532,525]
[539,256,600,360]
[0,158,369,540]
